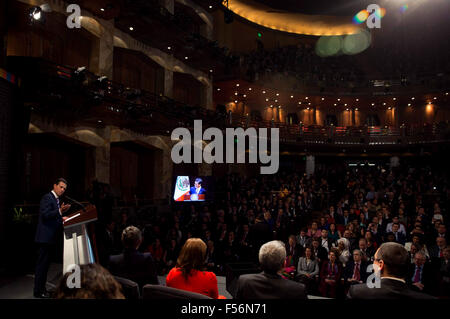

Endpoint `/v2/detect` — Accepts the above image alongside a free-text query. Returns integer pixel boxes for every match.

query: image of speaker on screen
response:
[189,178,206,201]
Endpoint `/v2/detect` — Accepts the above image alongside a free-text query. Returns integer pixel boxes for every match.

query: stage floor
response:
[0,263,233,299]
[0,263,328,299]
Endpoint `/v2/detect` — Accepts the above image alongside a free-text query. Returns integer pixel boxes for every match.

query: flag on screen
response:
[173,176,190,201]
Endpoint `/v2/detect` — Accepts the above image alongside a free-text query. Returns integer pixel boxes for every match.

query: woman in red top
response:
[166,238,220,299]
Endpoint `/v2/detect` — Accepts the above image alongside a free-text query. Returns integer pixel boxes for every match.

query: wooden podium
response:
[62,204,98,274]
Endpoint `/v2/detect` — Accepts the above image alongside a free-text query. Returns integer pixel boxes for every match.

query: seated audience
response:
[343,250,369,293]
[347,242,435,299]
[166,238,221,299]
[55,264,125,299]
[336,238,351,267]
[235,240,307,299]
[319,249,342,298]
[437,247,450,297]
[108,226,159,291]
[429,237,447,261]
[407,251,435,295]
[296,247,319,294]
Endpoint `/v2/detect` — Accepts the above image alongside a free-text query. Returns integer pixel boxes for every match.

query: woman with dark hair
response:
[328,223,341,243]
[319,249,342,298]
[166,238,222,298]
[55,264,124,299]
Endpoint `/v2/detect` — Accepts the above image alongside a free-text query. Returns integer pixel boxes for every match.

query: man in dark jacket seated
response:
[347,242,435,299]
[108,226,159,292]
[343,249,369,294]
[234,240,307,299]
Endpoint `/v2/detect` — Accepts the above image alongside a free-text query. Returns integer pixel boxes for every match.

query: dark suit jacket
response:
[35,192,63,244]
[235,271,307,299]
[343,261,369,283]
[108,250,159,291]
[393,232,407,245]
[248,221,272,251]
[406,262,435,294]
[348,278,435,299]
[313,246,329,263]
[285,243,303,267]
[190,187,206,195]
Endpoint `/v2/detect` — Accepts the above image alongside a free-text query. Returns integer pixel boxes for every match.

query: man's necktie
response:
[354,263,361,281]
[413,266,421,283]
[56,198,60,209]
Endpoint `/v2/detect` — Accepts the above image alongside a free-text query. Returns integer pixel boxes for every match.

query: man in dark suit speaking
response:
[189,178,206,201]
[347,242,435,299]
[34,178,71,298]
[235,240,307,299]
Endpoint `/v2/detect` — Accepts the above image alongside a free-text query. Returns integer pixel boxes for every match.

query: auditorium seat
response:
[142,284,212,299]
[114,276,140,300]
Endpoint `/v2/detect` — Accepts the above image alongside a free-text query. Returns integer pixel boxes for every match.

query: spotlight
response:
[29,6,42,21]
[185,56,188,60]
[100,8,105,12]
[249,88,252,91]
[129,26,134,31]
[75,66,86,74]
[167,46,171,50]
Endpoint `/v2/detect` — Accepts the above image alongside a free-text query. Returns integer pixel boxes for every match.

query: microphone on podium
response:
[63,195,86,211]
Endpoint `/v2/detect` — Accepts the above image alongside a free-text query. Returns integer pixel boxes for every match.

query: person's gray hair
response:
[414,251,426,259]
[121,226,142,249]
[353,249,362,256]
[258,240,286,274]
